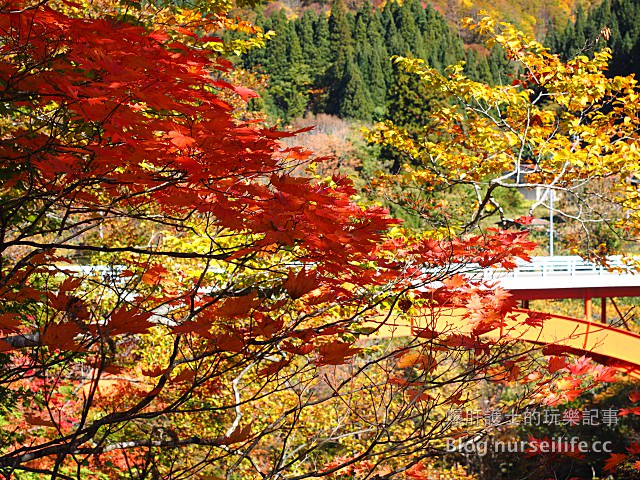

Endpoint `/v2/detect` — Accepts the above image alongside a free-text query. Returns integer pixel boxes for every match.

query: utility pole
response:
[549,189,554,256]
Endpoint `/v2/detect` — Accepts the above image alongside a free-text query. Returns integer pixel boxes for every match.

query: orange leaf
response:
[283,269,321,300]
[141,264,169,286]
[167,130,196,148]
[216,292,260,317]
[406,462,429,479]
[316,342,362,366]
[442,275,466,289]
[171,369,196,384]
[396,351,437,372]
[396,351,421,369]
[142,366,169,377]
[305,288,336,306]
[24,414,56,427]
[547,356,568,374]
[220,423,252,445]
[603,453,627,473]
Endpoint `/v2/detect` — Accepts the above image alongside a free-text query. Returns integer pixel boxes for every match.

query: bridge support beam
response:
[601,297,607,324]
[585,297,592,322]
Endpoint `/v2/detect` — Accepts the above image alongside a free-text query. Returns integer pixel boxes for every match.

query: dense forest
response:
[547,0,640,77]
[242,0,512,122]
[242,0,640,124]
[235,0,640,254]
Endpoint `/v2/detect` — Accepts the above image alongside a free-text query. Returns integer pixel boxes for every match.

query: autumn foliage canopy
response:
[0,0,638,478]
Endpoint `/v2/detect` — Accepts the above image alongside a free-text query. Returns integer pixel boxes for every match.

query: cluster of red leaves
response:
[539,356,619,405]
[398,230,536,272]
[0,0,394,271]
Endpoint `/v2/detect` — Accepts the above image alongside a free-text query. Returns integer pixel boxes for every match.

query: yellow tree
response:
[368,17,640,258]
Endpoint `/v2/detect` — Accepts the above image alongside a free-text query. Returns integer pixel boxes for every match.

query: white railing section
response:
[54,257,638,292]
[485,256,636,280]
[51,264,128,285]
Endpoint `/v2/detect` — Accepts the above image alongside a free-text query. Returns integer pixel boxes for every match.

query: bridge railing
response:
[488,255,632,278]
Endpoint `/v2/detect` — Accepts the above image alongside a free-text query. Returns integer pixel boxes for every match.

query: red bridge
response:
[372,256,640,376]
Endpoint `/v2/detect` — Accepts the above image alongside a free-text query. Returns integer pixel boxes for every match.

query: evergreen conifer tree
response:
[298,9,318,68]
[324,0,354,114]
[338,58,374,120]
[313,14,332,76]
[395,0,423,57]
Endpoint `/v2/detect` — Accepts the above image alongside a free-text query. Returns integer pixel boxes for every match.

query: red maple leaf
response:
[166,130,196,148]
[233,86,259,101]
[592,365,618,383]
[603,453,627,473]
[216,292,260,317]
[107,306,153,335]
[283,269,321,300]
[547,356,568,374]
[567,356,592,376]
[316,342,362,366]
[619,406,640,416]
[212,332,245,352]
[405,462,429,479]
[0,313,21,333]
[40,322,83,350]
[442,274,467,289]
[524,311,550,327]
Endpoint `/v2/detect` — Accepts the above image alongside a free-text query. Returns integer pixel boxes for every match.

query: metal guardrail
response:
[53,264,127,284]
[57,257,637,286]
[490,256,633,278]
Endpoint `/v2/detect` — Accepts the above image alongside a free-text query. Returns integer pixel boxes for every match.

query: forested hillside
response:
[242,0,511,122]
[237,0,640,253]
[547,0,640,77]
[240,0,637,125]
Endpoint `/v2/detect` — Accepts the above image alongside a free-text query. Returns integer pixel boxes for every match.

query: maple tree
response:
[0,1,633,478]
